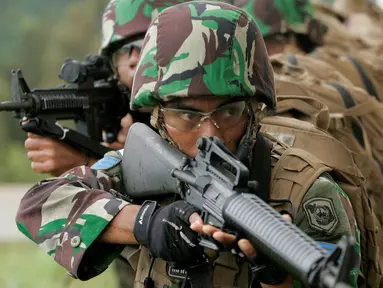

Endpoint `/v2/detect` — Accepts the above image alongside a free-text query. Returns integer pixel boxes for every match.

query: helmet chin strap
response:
[235,105,257,164]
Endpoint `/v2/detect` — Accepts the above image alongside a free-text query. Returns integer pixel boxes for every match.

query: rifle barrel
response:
[0,101,32,111]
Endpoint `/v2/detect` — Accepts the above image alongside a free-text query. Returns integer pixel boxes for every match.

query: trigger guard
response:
[21,118,41,134]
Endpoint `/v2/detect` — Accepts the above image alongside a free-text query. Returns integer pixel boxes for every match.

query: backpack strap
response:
[327,82,383,174]
[326,82,366,149]
[346,56,379,100]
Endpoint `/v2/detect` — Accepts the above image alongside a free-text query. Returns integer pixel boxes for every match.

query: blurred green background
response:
[0,0,118,287]
[0,0,108,183]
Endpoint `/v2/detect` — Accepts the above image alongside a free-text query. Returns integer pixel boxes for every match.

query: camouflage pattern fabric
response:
[233,0,324,45]
[100,0,194,55]
[15,166,130,280]
[130,1,276,110]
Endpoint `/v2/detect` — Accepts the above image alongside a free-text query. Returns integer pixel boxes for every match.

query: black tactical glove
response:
[133,200,205,268]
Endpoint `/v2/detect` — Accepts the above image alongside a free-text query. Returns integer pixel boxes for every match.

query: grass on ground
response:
[0,241,117,288]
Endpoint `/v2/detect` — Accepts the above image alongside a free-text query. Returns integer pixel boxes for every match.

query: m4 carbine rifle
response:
[121,123,357,288]
[0,55,146,159]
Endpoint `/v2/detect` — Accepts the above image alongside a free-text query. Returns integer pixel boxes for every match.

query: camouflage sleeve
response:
[294,173,360,287]
[15,150,130,281]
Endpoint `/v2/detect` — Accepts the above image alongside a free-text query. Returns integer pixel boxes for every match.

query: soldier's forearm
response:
[98,204,140,245]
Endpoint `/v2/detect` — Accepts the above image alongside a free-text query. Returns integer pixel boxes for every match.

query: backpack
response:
[270,53,353,87]
[312,47,383,102]
[346,11,383,48]
[260,95,382,287]
[271,58,383,207]
[310,7,383,102]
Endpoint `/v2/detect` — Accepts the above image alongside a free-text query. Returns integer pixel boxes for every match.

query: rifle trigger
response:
[199,238,220,251]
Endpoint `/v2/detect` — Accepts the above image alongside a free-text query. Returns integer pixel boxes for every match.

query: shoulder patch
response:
[303,197,339,234]
[91,156,121,170]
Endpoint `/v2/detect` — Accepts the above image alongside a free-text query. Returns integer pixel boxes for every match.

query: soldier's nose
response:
[199,119,220,138]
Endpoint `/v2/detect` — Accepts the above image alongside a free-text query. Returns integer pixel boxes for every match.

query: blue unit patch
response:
[91,156,121,170]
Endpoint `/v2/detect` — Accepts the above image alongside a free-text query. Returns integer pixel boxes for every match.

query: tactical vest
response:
[259,96,382,287]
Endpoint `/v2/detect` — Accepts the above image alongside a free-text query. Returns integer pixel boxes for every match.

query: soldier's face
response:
[116,48,140,89]
[162,97,249,157]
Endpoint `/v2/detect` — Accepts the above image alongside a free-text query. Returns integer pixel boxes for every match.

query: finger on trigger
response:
[212,231,236,244]
[202,225,220,236]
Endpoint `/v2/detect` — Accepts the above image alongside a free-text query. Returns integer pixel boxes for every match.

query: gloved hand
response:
[133,200,205,268]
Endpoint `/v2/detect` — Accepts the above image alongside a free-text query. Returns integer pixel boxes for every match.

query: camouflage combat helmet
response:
[131,1,276,112]
[234,0,324,49]
[100,0,193,55]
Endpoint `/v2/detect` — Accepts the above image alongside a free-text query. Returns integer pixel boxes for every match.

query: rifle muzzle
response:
[0,101,32,111]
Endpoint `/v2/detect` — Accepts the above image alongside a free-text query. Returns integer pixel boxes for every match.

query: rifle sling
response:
[250,132,272,203]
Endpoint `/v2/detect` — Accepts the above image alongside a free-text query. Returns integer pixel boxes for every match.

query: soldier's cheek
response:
[165,127,200,158]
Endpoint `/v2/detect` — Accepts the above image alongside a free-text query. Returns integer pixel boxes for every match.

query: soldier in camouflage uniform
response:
[16,1,360,287]
[234,0,383,100]
[233,0,324,55]
[24,0,194,287]
[23,0,187,177]
[99,1,199,286]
